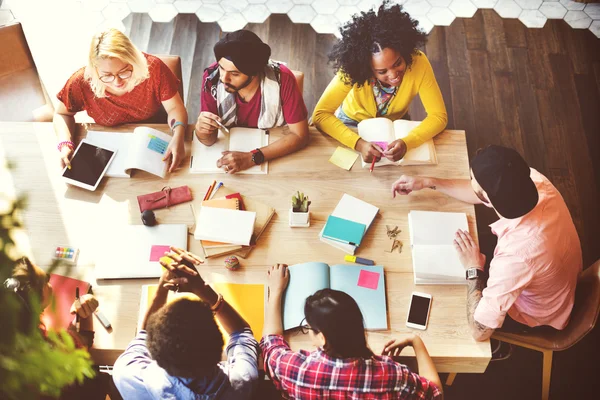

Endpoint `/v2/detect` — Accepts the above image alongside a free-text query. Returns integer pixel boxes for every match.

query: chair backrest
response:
[555,259,600,350]
[144,54,184,124]
[291,69,304,95]
[0,21,54,122]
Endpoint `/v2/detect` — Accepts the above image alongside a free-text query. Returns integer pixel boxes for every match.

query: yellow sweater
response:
[312,51,447,150]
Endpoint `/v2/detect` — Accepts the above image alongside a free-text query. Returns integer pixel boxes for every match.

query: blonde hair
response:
[85,29,149,98]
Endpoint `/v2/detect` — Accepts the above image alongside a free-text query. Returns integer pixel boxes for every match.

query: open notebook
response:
[283,263,387,331]
[409,211,469,285]
[139,282,266,341]
[86,127,172,178]
[357,119,438,167]
[190,128,269,174]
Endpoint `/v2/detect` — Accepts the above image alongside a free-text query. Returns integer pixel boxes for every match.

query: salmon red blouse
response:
[57,53,180,126]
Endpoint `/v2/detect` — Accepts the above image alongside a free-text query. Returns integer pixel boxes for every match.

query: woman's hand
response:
[355,139,383,163]
[163,133,185,172]
[382,335,415,358]
[383,139,407,162]
[267,264,290,298]
[70,294,99,319]
[60,146,73,169]
[158,246,205,293]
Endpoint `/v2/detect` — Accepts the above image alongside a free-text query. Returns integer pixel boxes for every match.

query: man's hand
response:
[383,139,407,162]
[195,111,220,139]
[158,246,205,293]
[217,151,254,174]
[163,133,185,172]
[391,175,431,197]
[60,146,73,169]
[454,229,486,270]
[267,264,289,298]
[355,139,383,163]
[382,335,415,358]
[70,294,99,318]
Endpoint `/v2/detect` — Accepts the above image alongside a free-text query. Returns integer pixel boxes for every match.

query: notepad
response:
[194,207,256,246]
[409,210,469,285]
[357,119,438,168]
[190,128,269,174]
[41,274,90,330]
[319,194,379,255]
[322,215,366,246]
[140,282,266,341]
[283,263,387,331]
[200,198,241,248]
[329,146,359,170]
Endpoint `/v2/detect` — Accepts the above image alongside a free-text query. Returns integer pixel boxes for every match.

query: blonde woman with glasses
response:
[53,29,187,172]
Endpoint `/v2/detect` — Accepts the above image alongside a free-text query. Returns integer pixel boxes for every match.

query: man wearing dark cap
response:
[195,30,309,174]
[391,145,582,342]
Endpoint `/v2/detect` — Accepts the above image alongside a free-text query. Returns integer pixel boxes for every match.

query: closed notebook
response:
[200,198,240,248]
[41,274,90,330]
[194,207,256,246]
[322,215,366,246]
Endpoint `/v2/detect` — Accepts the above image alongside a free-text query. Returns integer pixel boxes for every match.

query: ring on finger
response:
[175,283,180,292]
[224,165,229,172]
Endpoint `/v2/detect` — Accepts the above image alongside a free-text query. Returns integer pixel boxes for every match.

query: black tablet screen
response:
[63,142,114,186]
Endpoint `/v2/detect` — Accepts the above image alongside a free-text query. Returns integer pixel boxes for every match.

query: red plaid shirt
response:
[260,334,442,400]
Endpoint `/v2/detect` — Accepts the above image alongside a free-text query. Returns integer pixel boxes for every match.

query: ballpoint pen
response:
[75,287,80,332]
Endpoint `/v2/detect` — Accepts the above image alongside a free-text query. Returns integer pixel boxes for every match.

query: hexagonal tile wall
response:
[148,3,178,21]
[585,4,600,20]
[449,0,478,18]
[519,9,547,27]
[403,0,432,16]
[218,11,248,31]
[310,14,340,34]
[173,1,203,14]
[266,0,294,14]
[243,4,271,22]
[312,1,339,15]
[564,10,592,29]
[539,2,567,19]
[287,4,316,23]
[196,3,225,22]
[514,0,542,10]
[590,20,600,38]
[494,0,523,19]
[428,6,456,25]
[127,0,158,14]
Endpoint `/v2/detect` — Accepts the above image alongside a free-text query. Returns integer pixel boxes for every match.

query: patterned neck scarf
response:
[370,78,398,117]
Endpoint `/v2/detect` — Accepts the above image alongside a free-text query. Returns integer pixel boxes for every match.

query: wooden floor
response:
[122,11,600,399]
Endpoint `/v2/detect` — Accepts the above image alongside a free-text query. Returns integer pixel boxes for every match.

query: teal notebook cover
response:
[323,215,366,246]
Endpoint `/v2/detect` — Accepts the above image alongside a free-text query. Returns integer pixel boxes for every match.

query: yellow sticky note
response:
[159,256,173,266]
[329,146,359,171]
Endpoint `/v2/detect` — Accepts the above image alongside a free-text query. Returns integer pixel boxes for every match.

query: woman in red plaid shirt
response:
[261,264,444,400]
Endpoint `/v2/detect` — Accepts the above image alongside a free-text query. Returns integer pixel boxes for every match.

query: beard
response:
[222,75,254,93]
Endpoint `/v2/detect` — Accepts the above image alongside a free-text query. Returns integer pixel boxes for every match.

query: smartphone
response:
[406,292,432,330]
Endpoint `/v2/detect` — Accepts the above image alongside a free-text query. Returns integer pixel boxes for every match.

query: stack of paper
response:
[408,210,469,285]
[194,206,256,246]
[319,194,379,255]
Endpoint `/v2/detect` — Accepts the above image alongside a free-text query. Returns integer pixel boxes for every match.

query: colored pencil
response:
[370,157,376,173]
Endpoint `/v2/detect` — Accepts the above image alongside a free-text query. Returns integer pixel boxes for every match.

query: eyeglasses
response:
[98,68,133,83]
[299,318,316,335]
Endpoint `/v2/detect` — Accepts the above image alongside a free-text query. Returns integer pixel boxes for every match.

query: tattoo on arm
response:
[467,276,494,337]
[429,185,436,190]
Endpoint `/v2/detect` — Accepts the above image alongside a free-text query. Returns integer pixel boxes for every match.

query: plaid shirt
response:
[260,334,442,400]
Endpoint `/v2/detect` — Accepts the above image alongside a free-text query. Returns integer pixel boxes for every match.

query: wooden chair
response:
[74,54,184,125]
[0,21,54,122]
[448,259,600,400]
[291,69,304,95]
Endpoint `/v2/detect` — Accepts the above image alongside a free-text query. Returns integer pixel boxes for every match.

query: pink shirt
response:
[201,63,307,127]
[474,169,582,330]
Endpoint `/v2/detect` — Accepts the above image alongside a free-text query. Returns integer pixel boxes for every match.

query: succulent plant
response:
[291,191,311,213]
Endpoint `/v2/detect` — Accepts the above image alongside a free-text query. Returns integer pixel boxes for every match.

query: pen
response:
[214,118,230,134]
[203,180,216,201]
[88,285,113,330]
[75,287,80,333]
[208,182,223,200]
[370,157,376,173]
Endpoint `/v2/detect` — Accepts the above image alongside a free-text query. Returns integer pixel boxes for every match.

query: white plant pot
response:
[289,208,310,227]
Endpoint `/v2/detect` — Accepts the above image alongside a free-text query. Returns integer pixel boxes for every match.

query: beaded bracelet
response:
[57,140,75,152]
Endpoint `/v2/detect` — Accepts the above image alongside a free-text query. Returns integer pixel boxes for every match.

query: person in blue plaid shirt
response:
[261,264,444,400]
[113,247,259,399]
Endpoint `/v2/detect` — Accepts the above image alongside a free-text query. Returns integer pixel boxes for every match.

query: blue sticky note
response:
[147,135,168,155]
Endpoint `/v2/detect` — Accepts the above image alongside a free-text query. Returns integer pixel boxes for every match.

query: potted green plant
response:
[289,191,311,227]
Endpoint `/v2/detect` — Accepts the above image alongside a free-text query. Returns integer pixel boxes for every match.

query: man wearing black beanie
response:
[390,145,582,348]
[195,30,309,174]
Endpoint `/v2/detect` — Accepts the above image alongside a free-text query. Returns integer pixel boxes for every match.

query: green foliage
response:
[0,163,95,399]
[291,191,311,213]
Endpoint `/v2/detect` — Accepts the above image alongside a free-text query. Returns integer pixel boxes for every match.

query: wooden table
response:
[0,122,490,373]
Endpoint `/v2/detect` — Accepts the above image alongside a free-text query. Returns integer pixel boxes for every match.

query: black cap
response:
[471,145,539,219]
[213,30,271,76]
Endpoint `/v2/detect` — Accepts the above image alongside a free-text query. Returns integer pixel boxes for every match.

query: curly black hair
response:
[329,0,427,87]
[146,298,224,378]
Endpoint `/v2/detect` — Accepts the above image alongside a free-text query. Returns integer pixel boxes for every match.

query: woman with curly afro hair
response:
[313,0,447,163]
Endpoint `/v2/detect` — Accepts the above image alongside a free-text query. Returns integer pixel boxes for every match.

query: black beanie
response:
[213,30,271,76]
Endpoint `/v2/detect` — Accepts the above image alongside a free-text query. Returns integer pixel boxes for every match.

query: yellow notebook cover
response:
[140,282,265,341]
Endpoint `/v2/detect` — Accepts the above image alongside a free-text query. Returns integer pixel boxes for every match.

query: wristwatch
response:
[250,148,265,165]
[466,267,483,280]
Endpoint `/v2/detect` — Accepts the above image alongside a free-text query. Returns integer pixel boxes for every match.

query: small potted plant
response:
[289,191,311,227]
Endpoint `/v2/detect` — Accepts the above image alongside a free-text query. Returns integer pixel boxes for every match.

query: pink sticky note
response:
[357,270,380,290]
[373,141,388,151]
[150,245,171,262]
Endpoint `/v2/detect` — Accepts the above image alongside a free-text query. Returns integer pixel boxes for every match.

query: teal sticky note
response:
[322,215,366,246]
[148,135,168,155]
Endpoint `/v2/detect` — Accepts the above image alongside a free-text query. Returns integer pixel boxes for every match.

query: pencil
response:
[370,157,376,173]
[204,180,216,201]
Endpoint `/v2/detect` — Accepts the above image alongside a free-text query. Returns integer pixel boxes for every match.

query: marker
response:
[214,118,230,134]
[88,285,113,330]
[345,255,375,266]
[75,287,80,332]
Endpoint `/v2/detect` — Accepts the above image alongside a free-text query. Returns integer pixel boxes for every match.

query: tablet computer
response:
[62,140,117,191]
